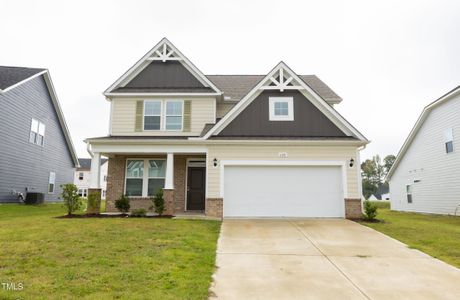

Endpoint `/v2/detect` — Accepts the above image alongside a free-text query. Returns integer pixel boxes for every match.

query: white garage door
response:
[223,165,344,217]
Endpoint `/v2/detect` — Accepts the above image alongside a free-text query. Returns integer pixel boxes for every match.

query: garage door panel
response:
[223,165,344,217]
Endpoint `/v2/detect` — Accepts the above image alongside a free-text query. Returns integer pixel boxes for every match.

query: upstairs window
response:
[144,101,162,130]
[269,97,294,121]
[30,119,45,146]
[78,172,84,180]
[444,128,454,154]
[165,101,183,130]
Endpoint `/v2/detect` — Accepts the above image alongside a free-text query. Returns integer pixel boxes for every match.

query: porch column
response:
[89,152,101,188]
[165,153,174,189]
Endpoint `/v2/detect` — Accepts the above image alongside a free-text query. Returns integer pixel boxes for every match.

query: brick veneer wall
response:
[345,198,362,219]
[206,198,223,219]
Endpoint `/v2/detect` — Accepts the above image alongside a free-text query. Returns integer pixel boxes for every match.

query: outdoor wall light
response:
[349,158,355,167]
[213,158,218,167]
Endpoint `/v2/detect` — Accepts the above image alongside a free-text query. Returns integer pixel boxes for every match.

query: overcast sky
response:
[1,0,459,160]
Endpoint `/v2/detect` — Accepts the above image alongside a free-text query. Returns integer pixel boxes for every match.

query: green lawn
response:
[0,204,221,300]
[361,202,460,268]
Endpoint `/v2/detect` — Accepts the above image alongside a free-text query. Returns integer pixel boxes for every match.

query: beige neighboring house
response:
[85,38,369,218]
[74,158,108,199]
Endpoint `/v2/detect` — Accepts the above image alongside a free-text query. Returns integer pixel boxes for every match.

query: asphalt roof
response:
[78,158,108,170]
[207,75,342,102]
[0,66,45,90]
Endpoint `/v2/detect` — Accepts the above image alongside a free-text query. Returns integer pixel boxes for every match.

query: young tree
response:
[383,154,396,177]
[61,183,82,215]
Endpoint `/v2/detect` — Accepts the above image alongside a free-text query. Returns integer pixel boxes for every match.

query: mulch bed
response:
[352,218,386,223]
[55,214,173,219]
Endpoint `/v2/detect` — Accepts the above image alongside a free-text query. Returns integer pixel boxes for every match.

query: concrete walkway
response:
[210,219,460,300]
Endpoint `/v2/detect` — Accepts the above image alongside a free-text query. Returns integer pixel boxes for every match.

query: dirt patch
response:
[55,214,173,219]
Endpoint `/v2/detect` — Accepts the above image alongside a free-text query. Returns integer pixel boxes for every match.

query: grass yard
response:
[0,204,221,300]
[361,201,460,268]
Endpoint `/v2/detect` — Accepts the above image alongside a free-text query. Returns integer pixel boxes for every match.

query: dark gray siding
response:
[218,90,347,137]
[0,76,75,202]
[124,61,206,89]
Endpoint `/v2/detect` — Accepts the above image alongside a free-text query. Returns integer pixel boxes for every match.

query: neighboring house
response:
[387,86,460,215]
[74,158,108,199]
[0,66,79,202]
[86,38,369,218]
[368,184,390,201]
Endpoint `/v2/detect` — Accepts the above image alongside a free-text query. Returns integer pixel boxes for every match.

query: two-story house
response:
[74,158,108,199]
[86,38,369,218]
[0,66,79,202]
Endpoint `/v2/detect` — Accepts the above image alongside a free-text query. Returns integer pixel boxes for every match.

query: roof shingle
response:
[0,66,45,90]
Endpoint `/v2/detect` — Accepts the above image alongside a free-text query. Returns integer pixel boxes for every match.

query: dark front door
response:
[186,167,206,210]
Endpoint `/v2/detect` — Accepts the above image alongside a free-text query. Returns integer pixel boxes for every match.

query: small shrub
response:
[115,194,130,213]
[131,208,147,217]
[61,183,82,215]
[152,189,165,216]
[363,200,378,221]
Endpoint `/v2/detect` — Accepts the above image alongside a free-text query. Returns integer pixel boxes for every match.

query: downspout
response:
[86,140,94,158]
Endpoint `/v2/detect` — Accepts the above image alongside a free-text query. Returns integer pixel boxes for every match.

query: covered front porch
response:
[87,143,220,217]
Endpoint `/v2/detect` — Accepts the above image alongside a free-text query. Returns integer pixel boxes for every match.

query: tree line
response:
[361,154,396,199]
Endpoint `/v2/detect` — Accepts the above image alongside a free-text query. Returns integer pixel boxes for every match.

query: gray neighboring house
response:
[0,66,79,202]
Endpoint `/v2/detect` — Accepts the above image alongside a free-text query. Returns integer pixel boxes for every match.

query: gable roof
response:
[200,62,368,142]
[386,86,460,180]
[207,75,342,104]
[78,158,108,170]
[104,38,221,96]
[0,66,46,92]
[0,66,80,167]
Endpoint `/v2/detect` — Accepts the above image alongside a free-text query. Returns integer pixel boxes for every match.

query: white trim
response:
[164,100,184,131]
[108,101,113,135]
[387,86,460,180]
[143,99,184,132]
[201,62,368,141]
[125,158,167,197]
[89,143,208,154]
[269,97,294,121]
[48,171,56,194]
[104,38,222,95]
[0,70,47,94]
[185,158,207,211]
[105,92,220,98]
[143,100,162,131]
[164,153,174,189]
[219,160,347,218]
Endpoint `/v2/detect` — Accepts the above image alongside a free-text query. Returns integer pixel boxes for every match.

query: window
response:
[148,160,166,196]
[102,190,106,197]
[103,175,107,182]
[125,160,144,196]
[143,100,183,131]
[269,97,294,121]
[125,159,166,197]
[144,101,162,130]
[406,184,412,203]
[78,172,84,180]
[48,172,56,194]
[78,189,87,197]
[165,101,183,130]
[29,118,45,146]
[444,128,454,154]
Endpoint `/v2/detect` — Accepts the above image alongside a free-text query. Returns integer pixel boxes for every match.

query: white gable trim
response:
[104,38,222,95]
[386,86,460,180]
[42,71,80,167]
[0,70,47,94]
[200,62,368,141]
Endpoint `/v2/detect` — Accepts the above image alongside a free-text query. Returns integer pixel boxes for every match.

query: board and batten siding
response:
[0,76,75,202]
[110,97,216,136]
[206,145,360,199]
[390,95,460,215]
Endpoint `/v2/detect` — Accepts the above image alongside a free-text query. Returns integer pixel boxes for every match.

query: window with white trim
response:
[144,101,162,130]
[48,172,56,194]
[269,97,294,121]
[143,100,183,131]
[165,101,183,130]
[29,118,45,146]
[406,184,412,203]
[444,128,454,154]
[78,172,84,180]
[125,159,166,197]
[78,189,87,197]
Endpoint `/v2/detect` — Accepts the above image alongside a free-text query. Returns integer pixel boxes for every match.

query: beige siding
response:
[216,101,236,118]
[207,145,360,199]
[111,97,216,136]
[390,95,460,215]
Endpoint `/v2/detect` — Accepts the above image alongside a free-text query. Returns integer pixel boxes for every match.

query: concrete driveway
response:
[210,219,460,300]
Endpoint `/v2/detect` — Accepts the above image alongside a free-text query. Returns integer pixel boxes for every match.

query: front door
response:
[186,167,206,210]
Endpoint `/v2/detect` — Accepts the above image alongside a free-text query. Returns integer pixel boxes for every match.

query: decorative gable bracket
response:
[147,43,182,62]
[260,68,304,92]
